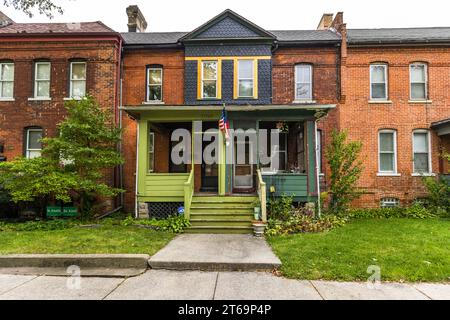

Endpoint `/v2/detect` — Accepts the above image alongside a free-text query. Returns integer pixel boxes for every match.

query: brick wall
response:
[333,46,450,207]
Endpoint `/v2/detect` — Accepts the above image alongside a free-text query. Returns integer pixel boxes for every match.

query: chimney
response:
[317,13,334,30]
[126,5,147,32]
[0,11,14,27]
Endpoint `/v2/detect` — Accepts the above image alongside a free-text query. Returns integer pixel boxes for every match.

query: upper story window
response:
[34,62,51,98]
[378,129,397,174]
[201,61,218,99]
[25,128,43,159]
[0,62,14,99]
[237,60,255,98]
[295,64,313,100]
[147,67,163,102]
[410,63,428,101]
[413,130,431,174]
[370,64,388,100]
[69,61,87,98]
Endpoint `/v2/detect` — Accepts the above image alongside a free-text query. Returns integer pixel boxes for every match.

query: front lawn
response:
[0,224,174,255]
[268,218,450,282]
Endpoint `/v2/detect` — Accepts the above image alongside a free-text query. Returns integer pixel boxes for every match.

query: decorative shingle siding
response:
[196,17,260,39]
[185,44,272,57]
[184,59,271,105]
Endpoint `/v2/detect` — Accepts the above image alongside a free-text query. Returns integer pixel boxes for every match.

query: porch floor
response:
[148,234,281,271]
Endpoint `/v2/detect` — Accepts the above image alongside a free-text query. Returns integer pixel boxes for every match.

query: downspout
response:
[315,120,322,218]
[135,121,140,218]
[118,38,124,210]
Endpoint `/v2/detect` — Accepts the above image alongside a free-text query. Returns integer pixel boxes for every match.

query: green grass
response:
[268,218,450,282]
[0,225,174,255]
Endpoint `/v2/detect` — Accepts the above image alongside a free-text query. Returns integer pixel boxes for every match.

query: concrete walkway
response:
[149,234,281,271]
[0,271,448,300]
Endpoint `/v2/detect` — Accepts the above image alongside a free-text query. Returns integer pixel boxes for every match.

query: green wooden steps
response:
[187,196,258,234]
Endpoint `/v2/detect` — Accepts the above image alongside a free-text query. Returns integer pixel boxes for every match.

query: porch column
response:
[306,120,318,199]
[218,130,226,196]
[136,120,149,218]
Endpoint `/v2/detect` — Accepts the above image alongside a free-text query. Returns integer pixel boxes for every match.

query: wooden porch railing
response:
[256,169,267,223]
[183,169,195,220]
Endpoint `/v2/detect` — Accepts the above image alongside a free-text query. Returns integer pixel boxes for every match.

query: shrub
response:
[266,215,347,236]
[346,204,435,220]
[268,195,294,221]
[422,176,450,217]
[119,215,190,233]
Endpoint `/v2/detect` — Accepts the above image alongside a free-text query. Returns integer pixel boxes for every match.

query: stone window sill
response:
[64,97,83,101]
[28,97,52,101]
[408,100,433,104]
[369,100,393,104]
[143,101,165,105]
[377,173,401,177]
[412,173,435,177]
[0,98,15,102]
[293,100,317,104]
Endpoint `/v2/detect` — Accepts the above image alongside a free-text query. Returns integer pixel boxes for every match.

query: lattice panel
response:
[147,202,183,220]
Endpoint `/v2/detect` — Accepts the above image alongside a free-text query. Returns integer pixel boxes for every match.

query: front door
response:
[200,123,219,192]
[233,120,256,193]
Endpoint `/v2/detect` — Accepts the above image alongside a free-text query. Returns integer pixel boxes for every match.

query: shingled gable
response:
[180,9,275,42]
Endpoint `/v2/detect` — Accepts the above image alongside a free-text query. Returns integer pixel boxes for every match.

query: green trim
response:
[306,120,318,196]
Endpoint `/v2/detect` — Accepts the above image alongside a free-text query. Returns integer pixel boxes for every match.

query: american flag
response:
[219,107,230,146]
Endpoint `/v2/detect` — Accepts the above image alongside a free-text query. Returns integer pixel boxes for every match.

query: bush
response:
[119,215,190,233]
[346,204,435,220]
[266,215,347,236]
[268,195,294,221]
[422,176,450,217]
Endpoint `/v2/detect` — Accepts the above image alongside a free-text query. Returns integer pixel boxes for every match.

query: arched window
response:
[378,129,397,175]
[69,60,87,99]
[370,63,388,100]
[24,127,43,159]
[410,62,428,101]
[0,61,14,99]
[147,65,163,102]
[295,64,313,101]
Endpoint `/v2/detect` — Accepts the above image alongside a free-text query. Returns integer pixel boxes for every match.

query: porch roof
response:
[431,118,450,136]
[120,104,336,120]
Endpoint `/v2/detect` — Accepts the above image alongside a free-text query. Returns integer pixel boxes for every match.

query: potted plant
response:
[252,199,261,220]
[252,220,267,237]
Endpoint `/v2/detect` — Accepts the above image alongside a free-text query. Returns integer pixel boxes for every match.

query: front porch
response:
[123,104,334,233]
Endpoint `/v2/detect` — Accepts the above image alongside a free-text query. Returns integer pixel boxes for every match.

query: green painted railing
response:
[257,169,267,223]
[183,169,195,220]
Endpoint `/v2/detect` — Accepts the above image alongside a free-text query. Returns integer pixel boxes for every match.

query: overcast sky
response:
[2,0,450,32]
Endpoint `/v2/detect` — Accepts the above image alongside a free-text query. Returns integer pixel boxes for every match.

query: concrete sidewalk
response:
[0,271,448,300]
[149,234,282,271]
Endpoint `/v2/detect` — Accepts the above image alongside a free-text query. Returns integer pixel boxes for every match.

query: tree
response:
[325,130,364,214]
[3,0,64,18]
[0,97,123,218]
[43,96,123,216]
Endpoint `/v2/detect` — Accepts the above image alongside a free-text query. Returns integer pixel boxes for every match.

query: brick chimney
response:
[0,11,14,27]
[126,5,147,32]
[317,13,334,30]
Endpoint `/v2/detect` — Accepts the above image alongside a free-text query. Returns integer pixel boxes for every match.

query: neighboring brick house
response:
[0,14,122,211]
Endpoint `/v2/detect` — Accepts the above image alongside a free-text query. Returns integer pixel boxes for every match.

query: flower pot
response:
[252,223,267,237]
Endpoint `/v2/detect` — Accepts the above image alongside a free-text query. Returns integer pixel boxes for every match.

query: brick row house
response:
[1,6,449,228]
[0,14,122,213]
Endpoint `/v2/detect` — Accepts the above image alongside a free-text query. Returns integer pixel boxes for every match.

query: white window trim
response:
[201,60,218,99]
[378,129,398,175]
[409,63,428,101]
[34,62,51,99]
[237,59,254,98]
[147,67,163,102]
[295,64,313,101]
[69,61,87,99]
[0,62,14,99]
[370,64,388,101]
[26,128,43,159]
[412,129,432,175]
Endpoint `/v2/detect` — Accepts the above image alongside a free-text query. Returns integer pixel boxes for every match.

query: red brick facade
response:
[0,35,121,210]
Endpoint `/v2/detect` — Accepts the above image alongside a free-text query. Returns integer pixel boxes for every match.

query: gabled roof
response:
[179,9,275,42]
[348,27,450,44]
[0,21,116,34]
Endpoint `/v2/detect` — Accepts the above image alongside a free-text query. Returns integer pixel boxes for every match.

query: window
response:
[148,130,155,173]
[260,129,288,173]
[295,64,312,100]
[316,129,323,174]
[413,130,431,174]
[380,198,400,208]
[378,130,397,174]
[238,60,254,98]
[147,67,162,102]
[201,61,218,99]
[370,64,388,100]
[34,62,51,98]
[0,62,14,99]
[25,128,43,159]
[69,62,87,98]
[410,63,427,100]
